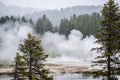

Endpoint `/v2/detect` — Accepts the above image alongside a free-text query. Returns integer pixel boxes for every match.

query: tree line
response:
[34,13,102,37]
[0,16,34,25]
[59,13,102,37]
[0,13,102,37]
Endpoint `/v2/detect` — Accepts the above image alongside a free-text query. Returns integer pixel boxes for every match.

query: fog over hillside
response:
[0,2,102,26]
[0,2,42,16]
[25,6,102,26]
[0,22,99,66]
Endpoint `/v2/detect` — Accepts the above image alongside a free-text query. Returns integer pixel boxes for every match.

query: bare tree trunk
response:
[14,60,18,80]
[107,34,111,80]
[29,52,32,80]
[107,55,111,80]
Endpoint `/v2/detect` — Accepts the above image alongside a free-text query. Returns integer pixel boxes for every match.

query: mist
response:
[41,30,99,65]
[0,23,99,66]
[0,23,33,62]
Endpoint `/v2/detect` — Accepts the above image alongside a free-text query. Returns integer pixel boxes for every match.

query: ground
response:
[0,62,89,75]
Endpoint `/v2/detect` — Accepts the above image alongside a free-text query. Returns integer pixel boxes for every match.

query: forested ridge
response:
[0,13,102,37]
[59,13,102,37]
[35,12,102,37]
[0,16,34,25]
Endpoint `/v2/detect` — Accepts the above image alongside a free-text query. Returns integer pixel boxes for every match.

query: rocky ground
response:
[46,62,89,74]
[0,68,13,75]
[0,62,89,75]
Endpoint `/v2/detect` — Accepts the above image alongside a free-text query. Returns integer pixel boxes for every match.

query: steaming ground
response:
[0,23,33,63]
[41,30,99,66]
[0,24,99,66]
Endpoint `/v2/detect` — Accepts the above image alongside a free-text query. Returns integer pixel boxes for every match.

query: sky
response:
[0,0,120,9]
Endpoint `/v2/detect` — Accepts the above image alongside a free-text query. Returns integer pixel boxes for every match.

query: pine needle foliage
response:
[14,33,53,80]
[92,0,120,80]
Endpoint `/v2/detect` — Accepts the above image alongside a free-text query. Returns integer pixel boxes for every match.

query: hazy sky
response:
[0,0,120,9]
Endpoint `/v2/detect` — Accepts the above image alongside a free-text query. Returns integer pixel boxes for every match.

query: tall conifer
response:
[92,0,120,80]
[14,33,53,80]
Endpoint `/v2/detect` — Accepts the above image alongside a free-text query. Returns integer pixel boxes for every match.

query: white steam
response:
[0,23,33,61]
[41,30,99,65]
[0,24,99,66]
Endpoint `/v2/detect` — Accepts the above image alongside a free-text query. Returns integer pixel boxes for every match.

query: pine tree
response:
[14,52,28,80]
[21,16,27,23]
[29,18,34,25]
[59,13,101,37]
[92,0,120,80]
[35,15,53,34]
[14,33,53,80]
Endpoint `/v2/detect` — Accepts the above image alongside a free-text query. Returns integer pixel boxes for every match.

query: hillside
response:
[26,6,102,26]
[0,2,102,26]
[0,2,41,16]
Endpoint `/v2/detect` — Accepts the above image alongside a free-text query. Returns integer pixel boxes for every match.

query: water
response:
[0,74,120,80]
[0,75,13,80]
[54,74,120,80]
[54,74,100,80]
[0,74,100,80]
